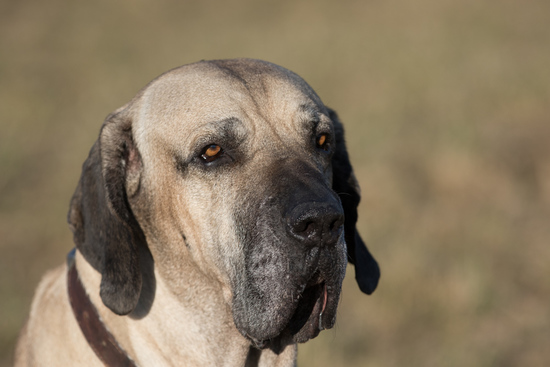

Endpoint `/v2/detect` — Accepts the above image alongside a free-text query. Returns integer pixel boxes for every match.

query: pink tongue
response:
[319,283,328,330]
[321,283,328,314]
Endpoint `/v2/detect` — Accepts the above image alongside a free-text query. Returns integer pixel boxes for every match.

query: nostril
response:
[287,203,344,247]
[304,222,316,237]
[328,216,344,239]
[330,216,344,233]
[292,218,321,242]
[293,217,315,234]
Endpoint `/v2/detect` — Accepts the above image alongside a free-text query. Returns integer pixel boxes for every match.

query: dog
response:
[15,59,380,366]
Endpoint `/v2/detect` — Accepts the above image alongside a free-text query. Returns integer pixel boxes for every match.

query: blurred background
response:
[1,0,549,365]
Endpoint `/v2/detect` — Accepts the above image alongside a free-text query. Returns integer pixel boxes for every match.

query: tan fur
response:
[15,59,369,366]
[16,251,296,366]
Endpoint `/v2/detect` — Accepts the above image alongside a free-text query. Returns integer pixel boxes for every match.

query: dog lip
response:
[255,281,328,347]
[238,268,341,350]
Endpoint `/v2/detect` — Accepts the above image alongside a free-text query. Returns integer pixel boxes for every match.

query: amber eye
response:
[316,133,329,150]
[201,144,223,162]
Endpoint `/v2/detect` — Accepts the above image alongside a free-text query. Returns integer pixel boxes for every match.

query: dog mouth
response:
[246,271,337,350]
[286,276,328,338]
[233,216,348,351]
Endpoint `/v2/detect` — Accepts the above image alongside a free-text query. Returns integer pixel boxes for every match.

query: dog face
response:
[68,59,380,350]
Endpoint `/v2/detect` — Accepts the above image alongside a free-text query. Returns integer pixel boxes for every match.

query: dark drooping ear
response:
[67,109,146,315]
[329,108,380,295]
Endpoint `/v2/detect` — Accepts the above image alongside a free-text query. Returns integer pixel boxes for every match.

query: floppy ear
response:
[329,108,380,295]
[67,109,146,315]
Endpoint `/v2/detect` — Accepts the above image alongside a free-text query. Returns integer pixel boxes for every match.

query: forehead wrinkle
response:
[215,65,278,137]
[209,61,265,113]
[247,105,318,161]
[136,60,329,163]
[135,75,252,147]
[209,60,321,125]
[204,63,280,144]
[203,68,289,152]
[188,117,248,151]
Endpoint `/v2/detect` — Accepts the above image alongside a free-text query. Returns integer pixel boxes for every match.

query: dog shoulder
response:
[14,264,100,366]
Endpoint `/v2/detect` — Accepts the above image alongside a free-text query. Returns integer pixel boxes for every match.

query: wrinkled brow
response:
[299,103,321,122]
[197,117,244,135]
[190,117,247,150]
[298,103,333,132]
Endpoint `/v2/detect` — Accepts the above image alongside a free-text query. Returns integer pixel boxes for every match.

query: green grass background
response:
[1,0,550,365]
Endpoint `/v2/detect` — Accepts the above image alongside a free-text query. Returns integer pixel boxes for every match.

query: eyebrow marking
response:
[299,103,321,121]
[190,117,245,150]
[204,117,243,132]
[299,103,323,132]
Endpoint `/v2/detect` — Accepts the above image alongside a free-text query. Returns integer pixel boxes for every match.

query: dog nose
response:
[287,203,344,247]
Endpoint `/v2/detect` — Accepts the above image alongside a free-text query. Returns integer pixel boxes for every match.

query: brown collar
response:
[67,249,137,367]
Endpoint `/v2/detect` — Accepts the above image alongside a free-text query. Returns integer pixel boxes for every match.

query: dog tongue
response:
[318,283,328,331]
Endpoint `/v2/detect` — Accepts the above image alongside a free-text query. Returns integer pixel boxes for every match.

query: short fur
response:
[15,59,380,367]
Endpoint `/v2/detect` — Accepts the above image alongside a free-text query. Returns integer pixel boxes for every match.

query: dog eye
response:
[316,133,330,151]
[201,144,223,162]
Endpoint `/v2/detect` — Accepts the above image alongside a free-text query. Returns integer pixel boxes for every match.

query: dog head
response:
[68,59,380,350]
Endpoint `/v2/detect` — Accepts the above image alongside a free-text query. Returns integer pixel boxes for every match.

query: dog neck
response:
[71,249,297,366]
[67,249,137,366]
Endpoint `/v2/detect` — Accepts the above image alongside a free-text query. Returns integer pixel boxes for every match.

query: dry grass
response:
[1,0,549,365]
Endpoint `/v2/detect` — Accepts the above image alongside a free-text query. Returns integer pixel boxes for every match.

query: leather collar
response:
[67,249,137,367]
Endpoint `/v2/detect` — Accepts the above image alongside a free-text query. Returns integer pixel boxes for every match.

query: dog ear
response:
[329,108,380,295]
[67,110,145,315]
